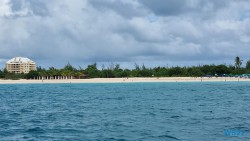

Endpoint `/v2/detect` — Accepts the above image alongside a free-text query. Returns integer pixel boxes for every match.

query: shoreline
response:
[0,77,250,84]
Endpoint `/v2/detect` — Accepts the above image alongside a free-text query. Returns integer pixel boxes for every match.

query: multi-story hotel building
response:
[6,57,37,74]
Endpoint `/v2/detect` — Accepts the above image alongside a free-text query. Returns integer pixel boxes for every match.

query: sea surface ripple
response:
[0,82,250,141]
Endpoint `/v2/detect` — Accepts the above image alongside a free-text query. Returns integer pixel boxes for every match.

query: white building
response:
[6,57,37,74]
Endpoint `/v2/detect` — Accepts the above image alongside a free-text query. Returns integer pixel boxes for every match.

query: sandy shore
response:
[0,77,250,84]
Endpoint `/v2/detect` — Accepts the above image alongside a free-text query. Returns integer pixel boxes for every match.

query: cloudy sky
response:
[0,0,250,69]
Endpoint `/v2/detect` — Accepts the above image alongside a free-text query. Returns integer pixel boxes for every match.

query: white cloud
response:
[0,0,250,68]
[0,0,32,17]
[0,0,12,17]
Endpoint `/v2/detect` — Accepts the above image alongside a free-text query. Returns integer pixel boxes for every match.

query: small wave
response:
[10,112,21,116]
[103,137,129,141]
[26,127,45,134]
[201,110,213,113]
[170,115,180,119]
[230,126,250,132]
[0,123,9,128]
[20,109,32,113]
[30,119,42,123]
[203,116,232,121]
[158,134,180,140]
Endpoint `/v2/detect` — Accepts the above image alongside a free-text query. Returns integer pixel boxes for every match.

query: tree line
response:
[1,56,250,80]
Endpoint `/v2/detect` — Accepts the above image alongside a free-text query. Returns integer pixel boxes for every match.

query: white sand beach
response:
[0,77,249,84]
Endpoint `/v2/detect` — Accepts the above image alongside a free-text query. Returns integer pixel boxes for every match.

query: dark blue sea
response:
[0,82,250,141]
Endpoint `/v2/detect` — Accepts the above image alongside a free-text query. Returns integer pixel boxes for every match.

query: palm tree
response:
[235,56,242,69]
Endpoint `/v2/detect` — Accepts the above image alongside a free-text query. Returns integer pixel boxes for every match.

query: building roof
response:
[6,57,36,64]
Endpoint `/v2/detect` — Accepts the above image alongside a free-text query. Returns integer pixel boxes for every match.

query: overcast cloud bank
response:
[0,0,250,68]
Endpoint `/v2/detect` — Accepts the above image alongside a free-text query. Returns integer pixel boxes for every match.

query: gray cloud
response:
[89,0,147,19]
[7,0,49,17]
[138,0,186,16]
[0,0,250,68]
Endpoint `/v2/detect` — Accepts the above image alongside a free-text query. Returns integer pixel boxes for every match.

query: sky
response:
[0,0,250,69]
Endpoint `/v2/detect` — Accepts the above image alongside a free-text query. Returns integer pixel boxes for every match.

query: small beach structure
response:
[6,57,36,74]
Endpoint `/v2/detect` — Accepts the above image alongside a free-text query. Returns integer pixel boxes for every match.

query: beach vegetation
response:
[25,70,40,79]
[0,69,4,78]
[84,63,100,78]
[235,56,242,69]
[246,60,250,70]
[2,57,250,79]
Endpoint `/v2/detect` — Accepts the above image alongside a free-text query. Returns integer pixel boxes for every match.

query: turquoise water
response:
[0,82,250,141]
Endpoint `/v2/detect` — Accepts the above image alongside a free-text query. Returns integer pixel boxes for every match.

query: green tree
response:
[85,63,100,78]
[246,60,250,70]
[153,67,169,77]
[139,64,152,77]
[168,67,183,76]
[130,63,140,77]
[0,69,4,78]
[38,68,47,78]
[215,65,230,75]
[113,64,123,78]
[74,72,83,79]
[61,63,76,78]
[187,67,204,77]
[235,56,242,69]
[63,63,76,72]
[26,70,39,79]
[120,69,130,77]
[200,65,216,76]
[47,67,60,77]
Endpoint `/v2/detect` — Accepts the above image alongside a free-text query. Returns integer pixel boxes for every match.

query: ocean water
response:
[0,82,250,141]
